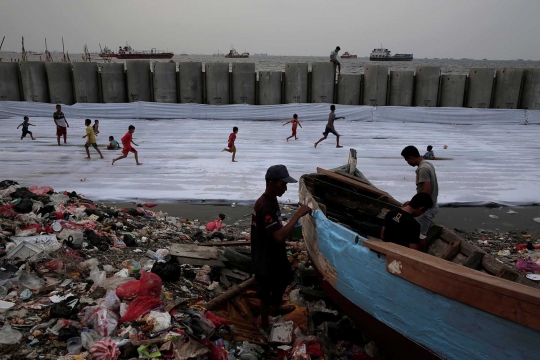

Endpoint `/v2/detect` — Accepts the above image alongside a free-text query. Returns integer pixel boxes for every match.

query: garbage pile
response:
[463,228,540,283]
[0,180,381,360]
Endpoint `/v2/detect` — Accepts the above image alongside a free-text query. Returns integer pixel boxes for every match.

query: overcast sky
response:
[1,0,539,59]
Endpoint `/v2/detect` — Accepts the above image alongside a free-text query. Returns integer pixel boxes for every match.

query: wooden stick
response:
[203,277,256,310]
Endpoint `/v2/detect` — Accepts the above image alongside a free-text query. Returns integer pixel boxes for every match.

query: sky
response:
[1,0,539,60]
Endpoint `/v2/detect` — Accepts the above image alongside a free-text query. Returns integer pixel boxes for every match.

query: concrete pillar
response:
[205,63,229,105]
[466,68,494,108]
[178,62,203,103]
[363,65,388,106]
[311,62,334,103]
[493,68,523,109]
[414,66,440,107]
[439,74,466,107]
[73,63,100,103]
[153,62,177,103]
[521,68,540,110]
[20,61,48,102]
[337,74,361,105]
[389,70,414,106]
[258,71,281,105]
[46,63,74,105]
[101,63,127,103]
[284,63,308,103]
[126,60,151,102]
[0,63,22,101]
[232,63,255,104]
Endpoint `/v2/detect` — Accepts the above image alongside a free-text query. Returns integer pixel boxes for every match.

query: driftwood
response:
[203,277,256,311]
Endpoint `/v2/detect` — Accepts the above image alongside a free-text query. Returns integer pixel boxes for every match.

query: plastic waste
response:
[102,264,115,273]
[89,337,120,360]
[19,272,46,290]
[82,305,119,337]
[103,290,121,311]
[122,259,141,274]
[145,249,165,261]
[113,268,130,278]
[81,328,101,350]
[0,323,23,344]
[67,336,83,355]
[205,311,229,327]
[138,271,163,297]
[146,310,172,332]
[120,296,162,323]
[79,258,100,270]
[88,266,106,288]
[116,280,140,300]
[239,341,264,360]
[151,262,180,282]
[58,325,79,341]
[137,344,161,359]
[20,288,32,300]
[50,296,79,318]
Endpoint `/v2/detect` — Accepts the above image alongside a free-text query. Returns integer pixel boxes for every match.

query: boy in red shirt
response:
[111,125,142,166]
[221,126,238,162]
[283,114,302,142]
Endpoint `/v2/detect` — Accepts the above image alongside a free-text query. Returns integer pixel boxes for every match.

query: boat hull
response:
[299,177,540,360]
[340,55,357,59]
[99,53,174,59]
[369,56,413,61]
[224,55,249,58]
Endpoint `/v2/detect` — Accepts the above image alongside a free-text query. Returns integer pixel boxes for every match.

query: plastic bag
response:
[44,259,65,272]
[89,337,120,360]
[29,185,54,195]
[89,266,106,288]
[103,276,133,291]
[81,328,101,350]
[120,296,162,323]
[67,336,83,355]
[122,259,141,274]
[116,280,140,300]
[151,262,180,282]
[138,271,162,297]
[516,259,540,272]
[103,290,121,311]
[79,258,100,270]
[0,323,23,344]
[82,305,119,337]
[205,311,229,327]
[20,272,46,290]
[146,310,172,332]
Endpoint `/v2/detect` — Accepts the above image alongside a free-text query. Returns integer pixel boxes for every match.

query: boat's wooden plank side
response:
[364,240,540,330]
[316,167,395,200]
[305,207,540,360]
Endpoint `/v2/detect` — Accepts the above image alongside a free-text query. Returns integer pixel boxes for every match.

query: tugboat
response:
[340,51,357,59]
[224,46,249,58]
[99,43,174,59]
[369,46,413,61]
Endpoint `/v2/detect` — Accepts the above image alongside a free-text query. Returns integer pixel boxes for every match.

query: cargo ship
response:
[340,52,357,59]
[369,47,413,61]
[224,46,249,58]
[99,43,174,59]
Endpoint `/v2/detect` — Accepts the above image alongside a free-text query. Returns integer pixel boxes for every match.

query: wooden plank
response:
[170,243,218,260]
[363,240,540,307]
[316,167,391,198]
[462,251,485,270]
[335,170,373,186]
[439,240,461,261]
[199,241,251,247]
[175,256,225,267]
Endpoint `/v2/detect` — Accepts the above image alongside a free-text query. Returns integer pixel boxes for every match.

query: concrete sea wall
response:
[1,61,539,109]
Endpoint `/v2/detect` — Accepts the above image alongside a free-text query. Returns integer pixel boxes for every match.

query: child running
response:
[314,104,345,148]
[82,119,104,160]
[112,125,142,166]
[17,116,36,140]
[92,120,100,136]
[283,114,302,142]
[221,126,238,162]
[107,136,121,150]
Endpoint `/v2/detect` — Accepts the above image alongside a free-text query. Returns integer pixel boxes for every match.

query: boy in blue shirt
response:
[423,145,435,160]
[107,136,121,150]
[17,116,36,140]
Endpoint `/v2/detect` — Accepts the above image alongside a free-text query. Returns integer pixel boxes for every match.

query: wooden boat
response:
[299,150,540,360]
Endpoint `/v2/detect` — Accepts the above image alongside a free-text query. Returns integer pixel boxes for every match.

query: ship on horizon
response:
[99,43,173,59]
[224,46,249,58]
[340,51,357,59]
[370,46,413,61]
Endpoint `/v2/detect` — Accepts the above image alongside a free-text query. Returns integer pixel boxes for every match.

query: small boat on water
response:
[224,46,249,58]
[299,150,540,360]
[370,46,413,61]
[340,51,357,59]
[99,43,174,59]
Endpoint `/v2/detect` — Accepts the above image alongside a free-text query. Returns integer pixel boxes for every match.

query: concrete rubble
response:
[0,180,380,360]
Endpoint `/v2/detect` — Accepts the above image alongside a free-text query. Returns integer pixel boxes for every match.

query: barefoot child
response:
[423,145,435,160]
[283,114,302,142]
[92,120,100,136]
[17,116,36,140]
[112,125,142,166]
[314,104,345,149]
[221,126,238,162]
[82,119,104,160]
[107,136,121,150]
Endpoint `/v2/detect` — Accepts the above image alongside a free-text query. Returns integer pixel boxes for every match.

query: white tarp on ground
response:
[0,101,538,124]
[0,102,539,206]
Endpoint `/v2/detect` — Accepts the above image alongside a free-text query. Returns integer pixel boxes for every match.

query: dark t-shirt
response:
[53,111,67,127]
[251,194,289,276]
[383,209,420,248]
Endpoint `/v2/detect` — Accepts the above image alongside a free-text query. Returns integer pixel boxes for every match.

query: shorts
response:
[122,147,136,156]
[255,271,292,306]
[85,142,98,149]
[56,126,67,136]
[21,130,32,138]
[331,59,340,65]
[227,143,236,150]
[291,129,297,136]
[323,126,339,136]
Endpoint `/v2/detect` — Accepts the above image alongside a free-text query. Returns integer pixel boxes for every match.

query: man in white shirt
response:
[330,46,341,74]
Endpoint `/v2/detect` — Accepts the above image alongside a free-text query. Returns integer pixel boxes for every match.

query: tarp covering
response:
[0,102,538,206]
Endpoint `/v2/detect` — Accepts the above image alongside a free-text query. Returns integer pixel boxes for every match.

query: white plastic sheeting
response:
[1,109,539,206]
[0,101,538,124]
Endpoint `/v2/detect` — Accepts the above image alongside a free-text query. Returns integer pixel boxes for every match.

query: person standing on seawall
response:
[401,145,439,250]
[330,46,341,74]
[53,104,69,146]
[251,165,312,331]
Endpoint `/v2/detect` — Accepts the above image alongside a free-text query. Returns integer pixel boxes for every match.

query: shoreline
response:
[106,202,540,235]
